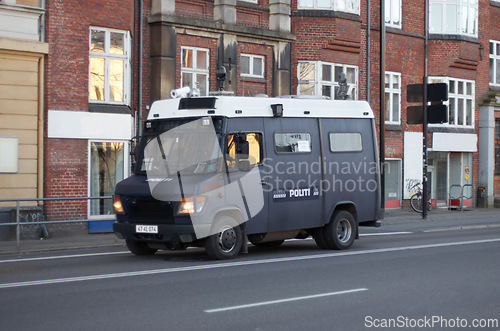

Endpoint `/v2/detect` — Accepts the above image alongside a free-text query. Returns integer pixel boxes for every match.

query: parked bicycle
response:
[410,183,432,213]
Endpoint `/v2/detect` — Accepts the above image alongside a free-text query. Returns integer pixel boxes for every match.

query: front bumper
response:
[113,222,206,243]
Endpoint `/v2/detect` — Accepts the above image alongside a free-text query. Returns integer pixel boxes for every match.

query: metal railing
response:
[449,184,473,211]
[0,196,112,248]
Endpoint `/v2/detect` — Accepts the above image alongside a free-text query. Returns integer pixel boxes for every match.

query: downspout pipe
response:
[366,0,370,103]
[138,0,144,138]
[379,0,386,210]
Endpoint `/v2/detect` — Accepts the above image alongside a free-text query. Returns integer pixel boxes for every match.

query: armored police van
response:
[113,89,383,259]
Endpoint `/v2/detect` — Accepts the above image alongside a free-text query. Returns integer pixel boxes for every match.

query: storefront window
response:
[90,142,125,217]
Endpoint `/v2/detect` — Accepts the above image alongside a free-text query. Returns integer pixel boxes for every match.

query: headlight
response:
[113,195,125,215]
[178,196,206,214]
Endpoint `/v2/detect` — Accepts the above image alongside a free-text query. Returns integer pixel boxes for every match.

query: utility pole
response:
[422,0,429,219]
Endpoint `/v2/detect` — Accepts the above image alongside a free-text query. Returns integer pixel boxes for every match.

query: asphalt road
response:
[1,226,499,330]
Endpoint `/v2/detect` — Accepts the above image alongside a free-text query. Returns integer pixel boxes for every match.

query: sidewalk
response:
[1,207,499,255]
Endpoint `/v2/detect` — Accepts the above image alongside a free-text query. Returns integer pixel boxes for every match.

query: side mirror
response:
[235,134,249,158]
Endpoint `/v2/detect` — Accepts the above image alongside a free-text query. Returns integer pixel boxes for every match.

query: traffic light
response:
[406,83,448,124]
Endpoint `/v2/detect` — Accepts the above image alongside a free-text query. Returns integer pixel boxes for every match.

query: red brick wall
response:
[236,4,269,29]
[44,0,146,221]
[176,0,214,20]
[45,0,135,111]
[44,139,88,220]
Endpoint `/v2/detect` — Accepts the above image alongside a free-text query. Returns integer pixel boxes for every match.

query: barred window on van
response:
[329,133,362,152]
[275,133,312,153]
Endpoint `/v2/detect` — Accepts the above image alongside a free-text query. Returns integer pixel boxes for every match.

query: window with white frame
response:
[385,72,401,124]
[241,54,264,78]
[429,77,474,127]
[429,0,477,37]
[297,61,358,100]
[89,141,128,217]
[239,0,258,3]
[385,0,402,28]
[490,40,500,87]
[297,0,360,14]
[181,47,209,96]
[89,28,131,104]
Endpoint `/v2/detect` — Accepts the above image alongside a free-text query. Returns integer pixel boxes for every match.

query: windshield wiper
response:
[156,136,171,177]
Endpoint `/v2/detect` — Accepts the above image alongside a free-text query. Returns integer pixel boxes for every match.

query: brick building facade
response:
[2,0,499,235]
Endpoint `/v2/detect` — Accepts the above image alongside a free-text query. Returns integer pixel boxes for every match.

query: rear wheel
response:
[126,240,158,256]
[312,228,330,250]
[205,217,242,260]
[324,210,356,250]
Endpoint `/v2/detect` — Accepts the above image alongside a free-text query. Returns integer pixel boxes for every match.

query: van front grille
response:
[128,197,174,224]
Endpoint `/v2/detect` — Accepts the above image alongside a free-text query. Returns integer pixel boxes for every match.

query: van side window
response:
[226,133,262,170]
[275,133,312,153]
[329,133,362,152]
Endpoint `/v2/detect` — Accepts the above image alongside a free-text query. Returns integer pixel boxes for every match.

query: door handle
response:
[260,181,269,185]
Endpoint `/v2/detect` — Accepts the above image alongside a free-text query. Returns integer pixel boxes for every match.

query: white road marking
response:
[204,288,368,313]
[0,251,129,264]
[1,238,499,289]
[0,232,411,264]
[359,232,412,236]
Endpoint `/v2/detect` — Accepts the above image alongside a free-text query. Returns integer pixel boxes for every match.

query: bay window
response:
[429,0,477,37]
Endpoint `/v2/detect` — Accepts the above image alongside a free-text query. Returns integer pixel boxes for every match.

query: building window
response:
[241,54,264,78]
[490,40,500,87]
[239,0,258,3]
[89,28,131,104]
[181,47,209,96]
[329,133,362,152]
[89,141,128,218]
[297,0,360,14]
[275,133,312,153]
[226,133,263,170]
[429,0,477,37]
[429,77,474,128]
[385,0,401,28]
[297,61,358,100]
[385,72,401,124]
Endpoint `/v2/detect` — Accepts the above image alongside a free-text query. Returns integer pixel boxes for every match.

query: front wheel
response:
[205,217,243,260]
[324,210,356,250]
[126,240,158,256]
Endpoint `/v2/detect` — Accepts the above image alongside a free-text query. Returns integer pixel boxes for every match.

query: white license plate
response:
[136,225,158,234]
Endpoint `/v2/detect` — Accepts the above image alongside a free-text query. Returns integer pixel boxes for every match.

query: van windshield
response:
[135,117,225,176]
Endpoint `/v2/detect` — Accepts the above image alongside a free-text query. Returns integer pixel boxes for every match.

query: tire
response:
[324,210,356,250]
[312,227,330,250]
[126,240,158,256]
[205,217,242,260]
[410,193,423,213]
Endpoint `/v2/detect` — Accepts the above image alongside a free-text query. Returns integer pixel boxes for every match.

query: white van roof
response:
[148,96,374,120]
